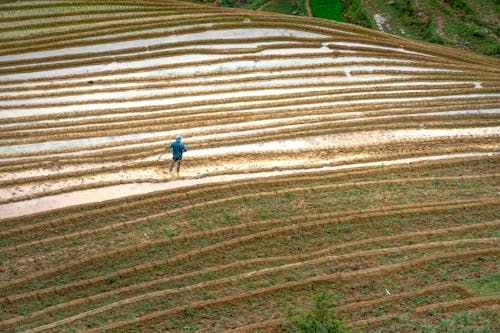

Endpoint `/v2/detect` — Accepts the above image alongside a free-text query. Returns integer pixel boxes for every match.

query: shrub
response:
[345,0,376,29]
[392,0,416,16]
[220,0,239,7]
[442,0,473,14]
[281,291,353,332]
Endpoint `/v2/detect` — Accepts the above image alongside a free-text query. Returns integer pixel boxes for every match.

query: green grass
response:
[85,255,496,331]
[4,168,497,281]
[245,0,271,9]
[344,0,375,29]
[262,0,296,14]
[461,274,500,296]
[2,153,498,331]
[365,0,499,56]
[211,0,500,57]
[309,0,345,21]
[389,309,499,332]
[5,212,495,326]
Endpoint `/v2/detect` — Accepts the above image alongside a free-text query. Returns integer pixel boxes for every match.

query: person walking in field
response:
[169,135,187,177]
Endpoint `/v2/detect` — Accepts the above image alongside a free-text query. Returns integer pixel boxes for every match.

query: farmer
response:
[169,135,187,177]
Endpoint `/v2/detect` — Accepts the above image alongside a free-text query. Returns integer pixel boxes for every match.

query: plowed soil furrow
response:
[2,173,496,246]
[351,296,500,329]
[1,118,497,168]
[0,38,327,73]
[0,11,203,37]
[2,98,498,162]
[1,197,497,300]
[1,153,492,226]
[2,107,494,147]
[160,256,498,332]
[2,221,494,326]
[1,136,497,198]
[0,14,244,52]
[0,78,471,105]
[1,192,458,250]
[5,239,493,331]
[2,90,498,142]
[4,196,495,268]
[1,95,497,134]
[72,248,498,333]
[1,1,499,331]
[226,282,476,332]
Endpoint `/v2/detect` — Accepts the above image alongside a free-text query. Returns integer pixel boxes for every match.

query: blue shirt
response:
[169,141,187,159]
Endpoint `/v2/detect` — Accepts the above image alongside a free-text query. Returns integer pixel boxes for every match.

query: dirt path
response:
[305,0,313,17]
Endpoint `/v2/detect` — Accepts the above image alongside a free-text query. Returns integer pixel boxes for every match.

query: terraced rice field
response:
[0,0,499,331]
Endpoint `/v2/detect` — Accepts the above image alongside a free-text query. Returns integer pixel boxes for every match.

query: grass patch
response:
[461,274,500,296]
[389,309,499,332]
[309,0,345,21]
[344,0,376,28]
[262,0,296,14]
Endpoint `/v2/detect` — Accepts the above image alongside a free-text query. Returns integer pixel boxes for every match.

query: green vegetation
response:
[0,0,498,331]
[209,0,500,57]
[309,0,345,21]
[348,0,499,57]
[461,274,500,296]
[3,156,499,331]
[245,0,272,10]
[262,0,296,14]
[391,309,499,332]
[281,291,353,332]
[344,0,376,29]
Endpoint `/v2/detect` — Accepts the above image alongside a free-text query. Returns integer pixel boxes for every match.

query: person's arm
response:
[169,142,173,149]
[182,144,187,152]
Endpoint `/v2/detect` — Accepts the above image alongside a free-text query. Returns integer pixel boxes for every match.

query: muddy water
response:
[1,126,498,218]
[0,80,471,105]
[0,28,329,62]
[1,54,401,81]
[326,42,434,57]
[0,152,496,219]
[2,107,498,155]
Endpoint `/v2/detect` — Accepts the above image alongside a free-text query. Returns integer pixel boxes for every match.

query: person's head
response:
[175,135,182,142]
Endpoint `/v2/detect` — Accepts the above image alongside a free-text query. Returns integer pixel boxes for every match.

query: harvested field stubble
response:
[0,0,499,331]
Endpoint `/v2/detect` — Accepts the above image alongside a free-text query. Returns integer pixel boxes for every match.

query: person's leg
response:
[176,159,181,173]
[169,158,175,172]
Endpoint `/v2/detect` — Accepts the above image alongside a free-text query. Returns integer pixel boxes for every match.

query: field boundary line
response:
[2,115,496,187]
[14,238,492,331]
[3,101,497,158]
[0,79,471,103]
[2,154,486,227]
[415,295,500,314]
[0,72,484,107]
[1,116,496,166]
[227,282,477,332]
[1,153,497,228]
[2,195,493,253]
[1,110,494,152]
[350,295,500,328]
[72,248,499,333]
[3,174,497,249]
[0,35,330,70]
[0,119,496,163]
[4,218,498,307]
[1,201,496,304]
[4,225,491,326]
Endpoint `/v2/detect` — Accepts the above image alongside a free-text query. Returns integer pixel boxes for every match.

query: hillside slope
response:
[205,0,499,57]
[0,0,499,332]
